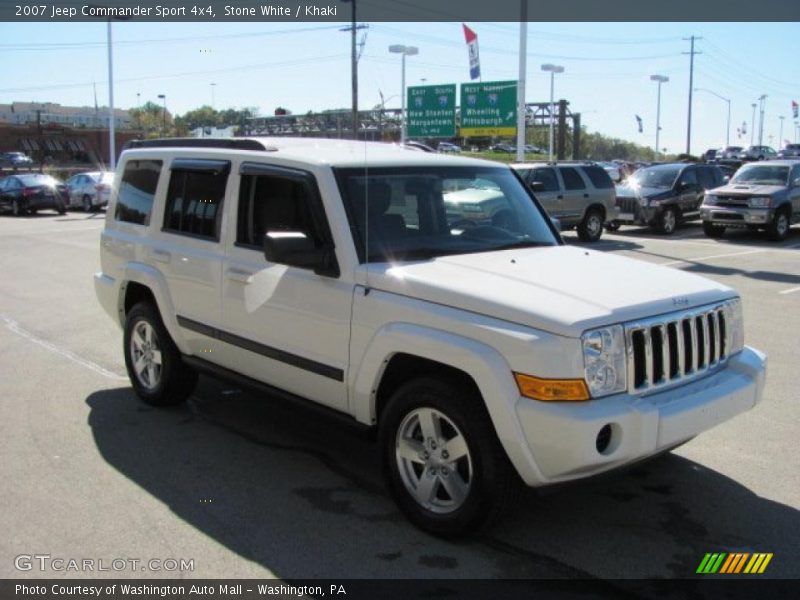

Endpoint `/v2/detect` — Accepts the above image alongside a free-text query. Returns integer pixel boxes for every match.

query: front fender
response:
[350,322,546,485]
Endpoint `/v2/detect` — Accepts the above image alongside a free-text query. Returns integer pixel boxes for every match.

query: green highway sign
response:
[460,80,518,137]
[407,84,457,138]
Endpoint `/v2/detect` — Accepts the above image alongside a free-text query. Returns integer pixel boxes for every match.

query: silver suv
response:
[511,162,617,242]
[700,159,800,241]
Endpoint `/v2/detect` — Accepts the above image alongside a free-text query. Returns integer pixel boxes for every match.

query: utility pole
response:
[750,103,757,145]
[515,1,527,163]
[779,115,785,150]
[682,35,702,156]
[757,95,767,146]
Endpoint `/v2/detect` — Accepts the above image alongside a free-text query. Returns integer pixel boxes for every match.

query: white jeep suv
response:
[95,138,766,537]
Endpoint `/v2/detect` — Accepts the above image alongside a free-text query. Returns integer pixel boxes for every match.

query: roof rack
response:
[124,138,275,152]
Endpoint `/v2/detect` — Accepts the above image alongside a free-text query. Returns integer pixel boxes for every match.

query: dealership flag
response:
[793,100,799,119]
[463,24,481,80]
[635,115,643,133]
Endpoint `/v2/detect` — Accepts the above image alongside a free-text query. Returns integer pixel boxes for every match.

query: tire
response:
[604,221,621,232]
[380,376,521,538]
[766,209,790,242]
[83,195,93,212]
[702,222,726,238]
[655,207,678,235]
[577,208,604,242]
[123,302,198,406]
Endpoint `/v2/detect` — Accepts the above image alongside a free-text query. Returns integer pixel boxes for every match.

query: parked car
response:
[523,144,545,154]
[95,137,765,537]
[490,142,516,154]
[612,163,726,234]
[718,146,744,160]
[777,144,800,159]
[401,140,436,153]
[598,161,622,183]
[64,171,114,211]
[0,173,67,216]
[437,142,461,153]
[740,146,777,161]
[511,161,618,242]
[702,148,720,162]
[1,151,34,168]
[700,159,800,241]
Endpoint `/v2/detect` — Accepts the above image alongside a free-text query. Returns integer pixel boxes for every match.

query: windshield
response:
[731,165,789,186]
[629,166,681,189]
[17,174,59,186]
[335,166,558,263]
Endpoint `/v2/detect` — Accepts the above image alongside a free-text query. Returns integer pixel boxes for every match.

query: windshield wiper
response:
[473,240,549,253]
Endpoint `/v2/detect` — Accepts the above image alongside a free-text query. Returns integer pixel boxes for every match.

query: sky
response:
[1,20,799,155]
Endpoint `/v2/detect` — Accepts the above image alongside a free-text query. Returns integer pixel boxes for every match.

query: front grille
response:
[715,196,750,208]
[625,303,733,394]
[616,197,639,213]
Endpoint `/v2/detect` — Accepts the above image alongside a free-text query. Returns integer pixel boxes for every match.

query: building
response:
[0,102,133,130]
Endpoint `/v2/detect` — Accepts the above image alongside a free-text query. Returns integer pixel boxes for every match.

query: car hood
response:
[366,246,734,338]
[710,183,785,196]
[616,185,672,200]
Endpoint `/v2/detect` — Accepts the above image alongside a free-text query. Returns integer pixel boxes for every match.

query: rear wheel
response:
[83,195,93,212]
[702,222,726,238]
[766,209,790,241]
[655,207,678,235]
[123,302,198,406]
[11,199,26,216]
[380,377,520,537]
[577,208,604,242]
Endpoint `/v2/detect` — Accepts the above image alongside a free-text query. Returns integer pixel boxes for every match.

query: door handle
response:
[226,268,255,284]
[152,249,171,263]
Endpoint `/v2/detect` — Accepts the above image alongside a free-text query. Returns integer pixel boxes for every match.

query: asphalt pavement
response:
[1,211,798,584]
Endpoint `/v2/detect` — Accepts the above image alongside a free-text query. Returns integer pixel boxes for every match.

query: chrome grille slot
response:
[625,303,732,395]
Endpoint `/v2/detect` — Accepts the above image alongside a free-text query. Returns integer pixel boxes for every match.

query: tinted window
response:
[581,165,614,189]
[163,162,229,240]
[559,167,586,190]
[696,167,717,189]
[530,168,560,192]
[237,173,321,250]
[678,168,698,186]
[115,160,162,226]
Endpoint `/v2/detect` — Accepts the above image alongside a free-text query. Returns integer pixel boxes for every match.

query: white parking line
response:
[0,314,127,381]
[779,286,800,295]
[659,249,766,267]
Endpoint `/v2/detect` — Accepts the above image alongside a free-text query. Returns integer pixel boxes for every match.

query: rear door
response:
[557,166,589,226]
[526,167,562,218]
[790,163,800,219]
[676,166,702,215]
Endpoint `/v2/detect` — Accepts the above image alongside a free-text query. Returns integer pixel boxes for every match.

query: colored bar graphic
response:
[700,552,773,575]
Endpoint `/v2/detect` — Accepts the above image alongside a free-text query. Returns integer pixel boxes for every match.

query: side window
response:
[530,168,560,192]
[679,168,698,187]
[559,167,586,190]
[790,164,800,184]
[581,166,614,189]
[115,159,162,226]
[696,167,716,190]
[163,160,229,240]
[236,170,323,250]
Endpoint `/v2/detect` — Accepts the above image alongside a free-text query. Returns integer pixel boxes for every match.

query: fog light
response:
[596,424,612,454]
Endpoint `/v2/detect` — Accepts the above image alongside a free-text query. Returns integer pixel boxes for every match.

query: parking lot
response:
[0,212,798,582]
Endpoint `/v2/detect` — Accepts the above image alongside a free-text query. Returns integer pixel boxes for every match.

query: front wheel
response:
[577,208,604,242]
[702,222,726,238]
[380,377,520,537]
[766,209,790,241]
[12,199,26,216]
[655,207,678,235]
[123,302,198,406]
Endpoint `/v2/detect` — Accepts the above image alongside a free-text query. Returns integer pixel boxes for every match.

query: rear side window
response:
[581,166,614,189]
[696,167,719,189]
[163,159,229,240]
[530,168,560,192]
[559,167,586,190]
[115,160,162,225]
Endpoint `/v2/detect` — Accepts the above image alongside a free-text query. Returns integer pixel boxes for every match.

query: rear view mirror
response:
[264,231,339,277]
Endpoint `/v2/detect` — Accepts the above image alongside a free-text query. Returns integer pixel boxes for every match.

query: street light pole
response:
[757,95,767,147]
[750,103,757,146]
[106,21,115,169]
[651,75,669,160]
[541,64,564,162]
[157,94,166,136]
[778,116,785,150]
[389,45,419,145]
[694,88,730,147]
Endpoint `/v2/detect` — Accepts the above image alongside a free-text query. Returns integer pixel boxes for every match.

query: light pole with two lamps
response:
[540,63,564,162]
[389,44,419,145]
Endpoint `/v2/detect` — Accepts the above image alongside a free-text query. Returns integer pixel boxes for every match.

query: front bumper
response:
[514,346,766,485]
[700,206,772,227]
[614,199,657,225]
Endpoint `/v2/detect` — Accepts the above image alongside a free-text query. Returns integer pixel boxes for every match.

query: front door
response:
[527,167,563,219]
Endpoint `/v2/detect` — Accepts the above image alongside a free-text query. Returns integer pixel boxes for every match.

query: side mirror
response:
[264,231,339,277]
[530,181,546,192]
[722,176,730,184]
[793,177,800,188]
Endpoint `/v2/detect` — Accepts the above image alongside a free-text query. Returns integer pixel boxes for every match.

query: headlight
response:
[748,196,772,208]
[725,298,745,355]
[582,325,627,398]
[703,194,717,206]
